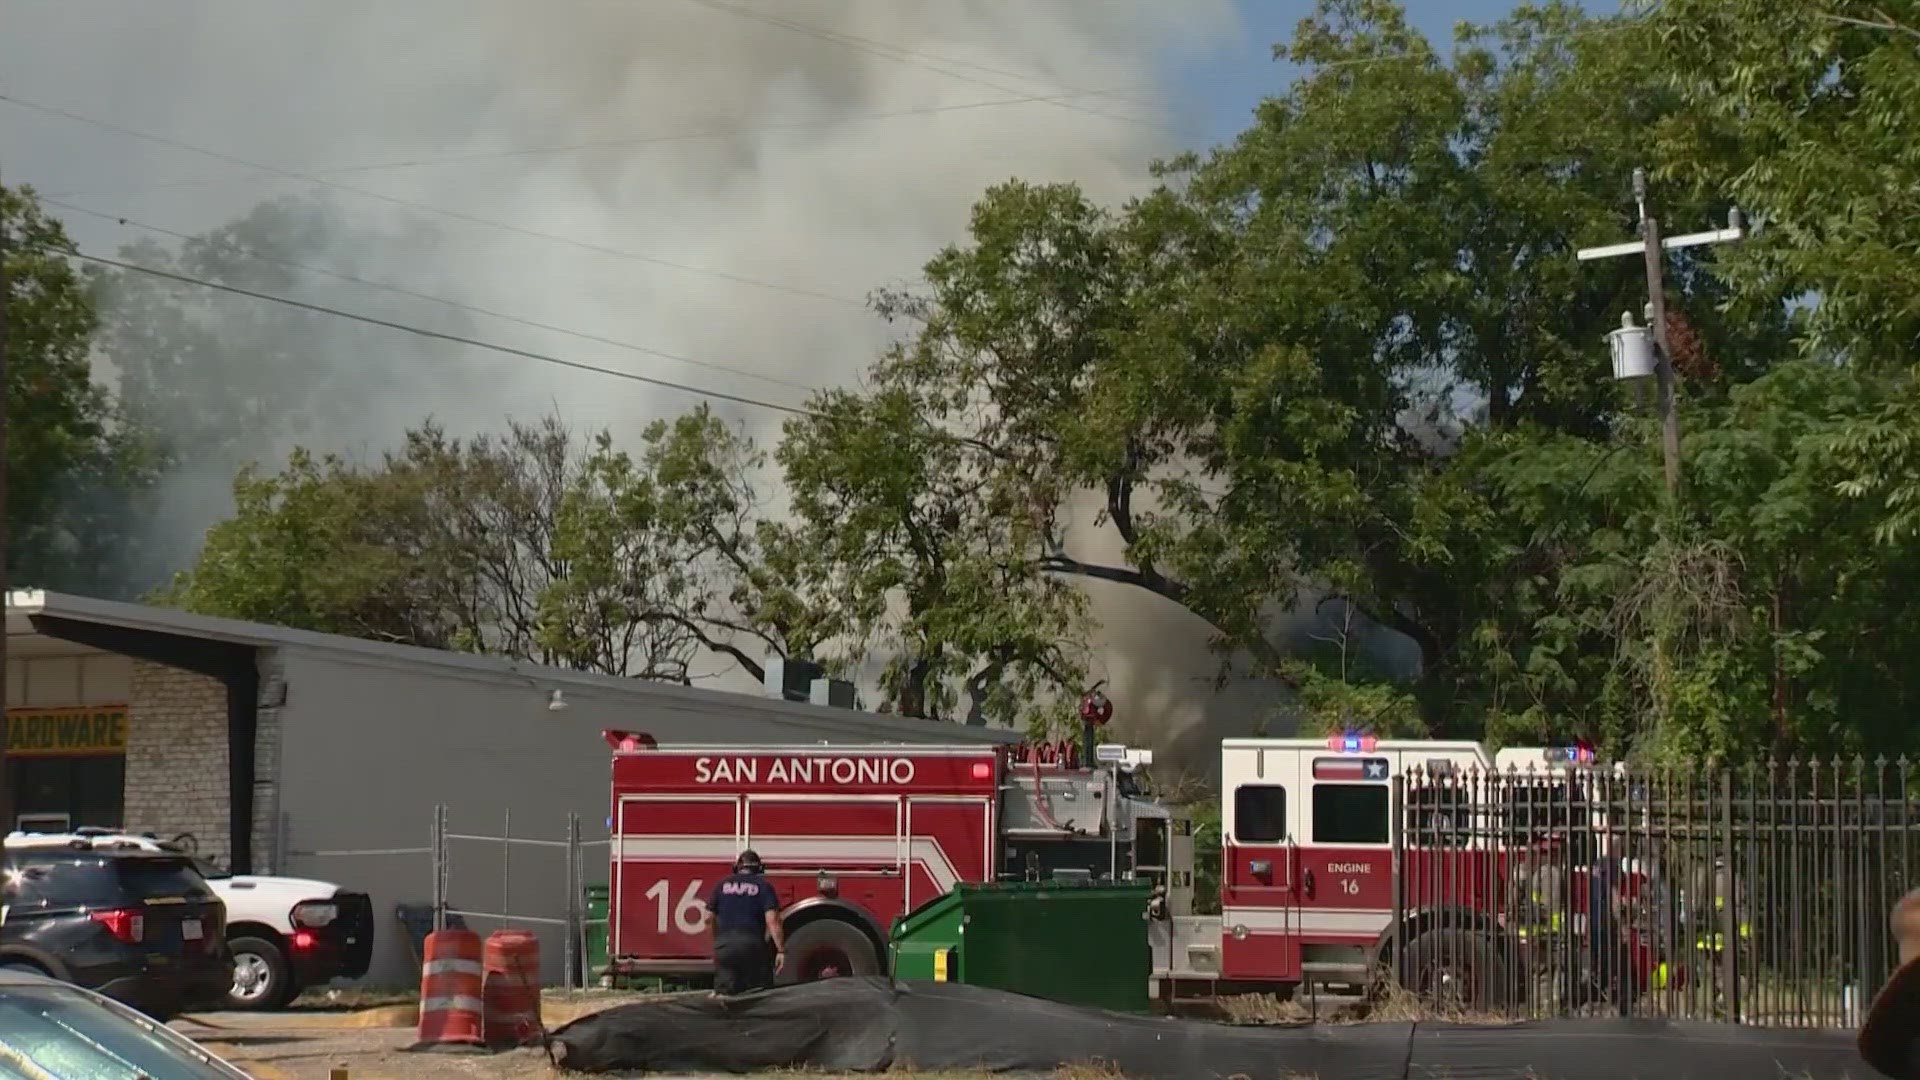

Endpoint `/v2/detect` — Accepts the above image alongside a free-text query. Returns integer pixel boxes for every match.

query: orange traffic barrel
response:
[416,929,485,1049]
[482,929,542,1048]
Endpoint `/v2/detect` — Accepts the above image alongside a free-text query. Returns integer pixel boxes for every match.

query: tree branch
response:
[643,611,768,683]
[1038,553,1190,603]
[1818,10,1920,42]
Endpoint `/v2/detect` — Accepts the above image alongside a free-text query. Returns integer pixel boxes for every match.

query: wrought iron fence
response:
[1388,757,1915,1026]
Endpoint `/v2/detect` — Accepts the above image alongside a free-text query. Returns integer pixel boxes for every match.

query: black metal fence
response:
[1388,757,1916,1027]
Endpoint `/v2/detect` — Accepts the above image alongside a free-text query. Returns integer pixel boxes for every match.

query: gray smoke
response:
[3,0,1320,772]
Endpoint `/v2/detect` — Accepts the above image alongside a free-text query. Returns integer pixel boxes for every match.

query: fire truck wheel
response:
[1402,928,1509,1012]
[779,920,880,984]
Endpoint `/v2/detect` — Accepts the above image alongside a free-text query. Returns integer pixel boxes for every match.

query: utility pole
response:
[1577,168,1745,504]
[0,166,12,833]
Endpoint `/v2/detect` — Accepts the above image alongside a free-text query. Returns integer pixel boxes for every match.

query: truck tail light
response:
[970,762,992,780]
[90,908,145,943]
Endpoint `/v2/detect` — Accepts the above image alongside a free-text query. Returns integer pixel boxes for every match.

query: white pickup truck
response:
[8,830,374,1009]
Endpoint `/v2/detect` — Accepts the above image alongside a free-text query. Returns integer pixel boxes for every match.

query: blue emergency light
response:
[1325,733,1379,753]
[1550,742,1597,764]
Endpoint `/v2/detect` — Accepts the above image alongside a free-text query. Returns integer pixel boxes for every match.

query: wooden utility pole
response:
[1638,182,1682,502]
[1,167,12,832]
[1577,168,1746,505]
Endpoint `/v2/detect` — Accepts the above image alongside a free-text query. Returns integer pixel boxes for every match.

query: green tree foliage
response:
[148,0,1920,757]
[777,388,1092,730]
[797,1,1779,742]
[164,413,792,681]
[1648,0,1920,364]
[763,0,1920,757]
[1,183,157,596]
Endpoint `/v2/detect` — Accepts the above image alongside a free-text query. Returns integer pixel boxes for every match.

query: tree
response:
[87,193,485,589]
[795,1,1783,739]
[165,410,827,684]
[1648,0,1920,556]
[777,388,1093,730]
[155,445,455,645]
[542,406,836,683]
[1463,362,1920,759]
[1648,0,1920,366]
[1,183,158,597]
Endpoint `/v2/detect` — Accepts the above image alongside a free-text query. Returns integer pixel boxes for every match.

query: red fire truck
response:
[602,729,1669,1006]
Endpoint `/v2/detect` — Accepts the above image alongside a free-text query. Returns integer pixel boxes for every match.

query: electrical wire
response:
[50,243,822,418]
[0,91,869,310]
[683,0,1159,131]
[42,196,825,396]
[45,84,1168,199]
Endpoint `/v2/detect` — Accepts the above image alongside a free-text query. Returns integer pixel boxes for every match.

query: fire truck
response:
[602,728,1670,1006]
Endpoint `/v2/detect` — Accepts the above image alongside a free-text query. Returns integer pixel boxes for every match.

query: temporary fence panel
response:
[431,806,611,991]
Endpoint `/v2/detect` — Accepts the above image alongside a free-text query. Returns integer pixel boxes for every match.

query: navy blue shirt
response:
[708,872,779,934]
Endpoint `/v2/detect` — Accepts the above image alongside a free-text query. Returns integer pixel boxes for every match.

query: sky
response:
[0,0,1579,767]
[1172,0,1556,147]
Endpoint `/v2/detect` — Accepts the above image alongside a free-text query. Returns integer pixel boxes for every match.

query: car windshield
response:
[0,982,243,1079]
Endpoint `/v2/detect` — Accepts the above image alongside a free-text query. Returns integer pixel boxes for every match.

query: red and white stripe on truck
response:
[607,740,998,973]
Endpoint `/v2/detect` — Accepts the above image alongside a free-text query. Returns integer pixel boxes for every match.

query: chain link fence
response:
[283,806,609,991]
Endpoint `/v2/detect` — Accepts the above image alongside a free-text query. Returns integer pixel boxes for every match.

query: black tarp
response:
[548,977,1874,1078]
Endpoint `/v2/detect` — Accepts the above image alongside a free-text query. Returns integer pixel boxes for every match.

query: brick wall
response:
[126,660,231,868]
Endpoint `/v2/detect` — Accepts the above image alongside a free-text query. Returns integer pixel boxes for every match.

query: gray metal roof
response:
[6,589,1016,746]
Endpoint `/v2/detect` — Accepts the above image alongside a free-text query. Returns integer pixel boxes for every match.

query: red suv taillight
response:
[90,908,145,943]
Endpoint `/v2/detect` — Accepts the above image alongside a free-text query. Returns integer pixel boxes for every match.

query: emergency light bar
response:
[1544,742,1597,765]
[1325,734,1379,754]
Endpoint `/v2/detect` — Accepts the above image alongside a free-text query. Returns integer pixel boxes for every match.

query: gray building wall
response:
[265,646,1007,988]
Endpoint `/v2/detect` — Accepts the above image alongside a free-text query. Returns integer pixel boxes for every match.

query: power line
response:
[682,0,1160,131]
[52,244,821,418]
[0,91,871,310]
[42,196,826,396]
[44,85,1169,200]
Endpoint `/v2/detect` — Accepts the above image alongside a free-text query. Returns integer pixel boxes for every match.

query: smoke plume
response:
[4,0,1317,773]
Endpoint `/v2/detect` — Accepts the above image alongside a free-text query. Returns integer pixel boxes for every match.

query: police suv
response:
[7,830,373,1010]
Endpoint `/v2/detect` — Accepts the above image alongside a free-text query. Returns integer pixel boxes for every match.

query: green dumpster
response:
[888,879,1152,1013]
[583,884,610,983]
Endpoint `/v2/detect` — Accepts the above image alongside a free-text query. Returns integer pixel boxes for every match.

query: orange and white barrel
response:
[416,929,485,1048]
[482,929,542,1048]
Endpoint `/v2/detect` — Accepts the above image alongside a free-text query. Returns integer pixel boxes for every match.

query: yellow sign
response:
[5,705,129,758]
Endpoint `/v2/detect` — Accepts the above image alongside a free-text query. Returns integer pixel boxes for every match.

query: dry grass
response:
[1197,980,1514,1028]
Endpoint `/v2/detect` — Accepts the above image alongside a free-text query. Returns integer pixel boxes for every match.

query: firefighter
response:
[1860,887,1920,1079]
[703,849,786,995]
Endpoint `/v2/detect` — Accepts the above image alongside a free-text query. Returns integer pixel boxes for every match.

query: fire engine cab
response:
[603,728,1652,1004]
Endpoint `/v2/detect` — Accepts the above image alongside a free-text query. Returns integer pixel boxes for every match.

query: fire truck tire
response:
[779,919,881,984]
[1402,928,1509,1011]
